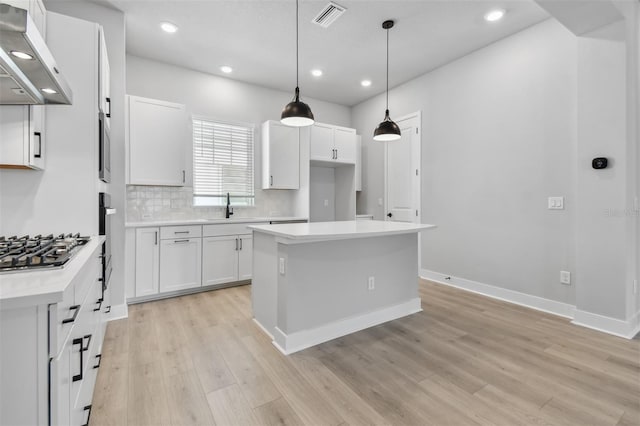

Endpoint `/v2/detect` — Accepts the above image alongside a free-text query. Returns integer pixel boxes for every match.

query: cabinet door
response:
[334,128,357,164]
[135,228,160,297]
[159,238,202,292]
[128,96,187,186]
[0,106,29,167]
[202,236,238,286]
[99,28,111,121]
[237,234,253,281]
[50,339,71,426]
[29,106,45,169]
[309,123,334,161]
[262,121,299,189]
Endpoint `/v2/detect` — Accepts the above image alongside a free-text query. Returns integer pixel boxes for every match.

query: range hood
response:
[0,3,72,104]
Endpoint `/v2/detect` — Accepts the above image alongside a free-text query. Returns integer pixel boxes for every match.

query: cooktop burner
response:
[0,233,91,273]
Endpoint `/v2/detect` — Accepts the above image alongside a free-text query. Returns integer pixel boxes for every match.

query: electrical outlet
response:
[368,276,375,291]
[279,258,285,275]
[548,197,564,210]
[324,199,329,207]
[560,271,571,285]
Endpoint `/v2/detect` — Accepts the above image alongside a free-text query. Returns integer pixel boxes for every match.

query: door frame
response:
[383,110,422,224]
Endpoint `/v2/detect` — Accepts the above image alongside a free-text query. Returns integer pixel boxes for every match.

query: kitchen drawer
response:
[50,253,100,357]
[203,223,266,237]
[160,225,202,240]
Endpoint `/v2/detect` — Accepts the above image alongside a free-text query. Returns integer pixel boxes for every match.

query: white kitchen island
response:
[248,220,435,354]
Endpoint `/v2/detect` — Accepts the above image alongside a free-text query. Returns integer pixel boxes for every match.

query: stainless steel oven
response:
[99,193,114,302]
[99,112,111,183]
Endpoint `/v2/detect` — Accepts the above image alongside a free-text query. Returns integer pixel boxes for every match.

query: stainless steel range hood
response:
[0,3,72,104]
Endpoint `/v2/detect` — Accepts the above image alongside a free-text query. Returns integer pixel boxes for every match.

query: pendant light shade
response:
[281,0,314,127]
[373,20,400,141]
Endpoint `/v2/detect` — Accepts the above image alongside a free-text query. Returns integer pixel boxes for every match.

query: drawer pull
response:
[94,299,103,312]
[93,354,102,369]
[174,239,190,243]
[82,334,92,352]
[62,305,80,324]
[174,231,190,234]
[105,305,111,314]
[72,337,84,382]
[81,404,92,426]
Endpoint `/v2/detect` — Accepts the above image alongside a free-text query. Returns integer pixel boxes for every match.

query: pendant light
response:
[373,20,401,141]
[281,0,314,127]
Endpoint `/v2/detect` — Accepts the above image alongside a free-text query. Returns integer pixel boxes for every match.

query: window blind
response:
[193,118,254,206]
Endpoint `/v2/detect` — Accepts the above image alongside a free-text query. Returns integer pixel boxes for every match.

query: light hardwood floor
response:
[91,280,640,426]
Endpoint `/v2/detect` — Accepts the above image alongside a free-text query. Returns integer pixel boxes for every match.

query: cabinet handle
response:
[33,132,42,158]
[182,170,185,183]
[239,238,243,250]
[81,405,92,426]
[235,238,238,251]
[93,299,103,312]
[72,334,92,382]
[155,231,158,245]
[174,231,189,234]
[93,354,102,369]
[335,149,338,160]
[270,175,273,187]
[174,239,190,243]
[105,305,111,314]
[106,97,111,118]
[62,305,80,324]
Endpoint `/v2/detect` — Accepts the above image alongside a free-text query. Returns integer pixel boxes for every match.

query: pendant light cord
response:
[296,0,299,89]
[386,27,389,111]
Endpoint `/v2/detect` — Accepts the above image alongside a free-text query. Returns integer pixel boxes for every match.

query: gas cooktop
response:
[0,234,91,273]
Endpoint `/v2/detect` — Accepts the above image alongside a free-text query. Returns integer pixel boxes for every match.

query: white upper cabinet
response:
[127,95,188,186]
[98,28,111,123]
[261,120,300,189]
[0,106,45,170]
[355,135,362,192]
[310,122,357,165]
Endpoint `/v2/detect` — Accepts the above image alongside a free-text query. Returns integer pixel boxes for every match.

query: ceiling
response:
[102,0,550,106]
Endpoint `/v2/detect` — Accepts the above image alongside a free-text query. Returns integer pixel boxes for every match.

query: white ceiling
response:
[103,0,549,106]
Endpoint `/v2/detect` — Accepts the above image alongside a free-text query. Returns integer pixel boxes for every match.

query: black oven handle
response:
[106,97,111,118]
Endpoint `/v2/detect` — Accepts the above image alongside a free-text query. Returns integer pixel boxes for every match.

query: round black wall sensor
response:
[592,157,608,169]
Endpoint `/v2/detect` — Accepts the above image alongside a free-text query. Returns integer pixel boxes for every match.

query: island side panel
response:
[251,232,279,337]
[276,232,420,343]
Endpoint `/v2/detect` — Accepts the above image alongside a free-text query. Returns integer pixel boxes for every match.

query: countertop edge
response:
[0,236,105,310]
[249,223,436,241]
[125,217,309,228]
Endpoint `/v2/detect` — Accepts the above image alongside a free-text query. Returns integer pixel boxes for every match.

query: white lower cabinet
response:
[159,237,202,292]
[134,227,159,297]
[202,234,253,286]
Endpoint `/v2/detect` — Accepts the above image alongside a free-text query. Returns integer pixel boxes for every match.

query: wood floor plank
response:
[91,280,640,426]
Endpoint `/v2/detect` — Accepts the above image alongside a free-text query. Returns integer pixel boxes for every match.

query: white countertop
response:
[248,220,435,242]
[0,236,105,310]
[125,216,308,228]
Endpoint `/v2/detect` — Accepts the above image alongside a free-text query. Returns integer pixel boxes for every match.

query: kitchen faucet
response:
[226,192,234,219]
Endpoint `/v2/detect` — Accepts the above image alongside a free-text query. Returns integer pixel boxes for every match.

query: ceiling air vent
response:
[312,2,346,28]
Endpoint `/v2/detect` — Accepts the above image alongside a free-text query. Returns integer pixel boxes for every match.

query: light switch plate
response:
[560,270,571,285]
[548,196,564,210]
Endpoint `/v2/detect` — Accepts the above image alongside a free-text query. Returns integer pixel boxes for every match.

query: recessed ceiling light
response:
[361,79,372,87]
[311,69,323,77]
[10,50,34,60]
[484,9,505,22]
[160,22,178,33]
[41,88,57,94]
[220,65,233,74]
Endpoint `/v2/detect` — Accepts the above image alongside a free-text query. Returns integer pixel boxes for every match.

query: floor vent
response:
[312,2,346,28]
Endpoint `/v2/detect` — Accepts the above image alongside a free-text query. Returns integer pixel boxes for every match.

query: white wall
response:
[353,19,578,306]
[126,54,351,218]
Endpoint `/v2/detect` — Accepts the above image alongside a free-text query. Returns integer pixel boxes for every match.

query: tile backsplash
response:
[126,186,295,222]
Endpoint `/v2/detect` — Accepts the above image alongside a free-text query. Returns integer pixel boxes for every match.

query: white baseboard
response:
[573,309,640,339]
[252,317,274,340]
[107,303,128,321]
[421,269,575,318]
[272,297,422,355]
[421,269,640,340]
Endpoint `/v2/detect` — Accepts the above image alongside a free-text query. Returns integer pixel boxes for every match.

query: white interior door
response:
[385,112,421,223]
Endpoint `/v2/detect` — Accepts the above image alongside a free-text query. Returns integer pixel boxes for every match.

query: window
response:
[193,117,255,206]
